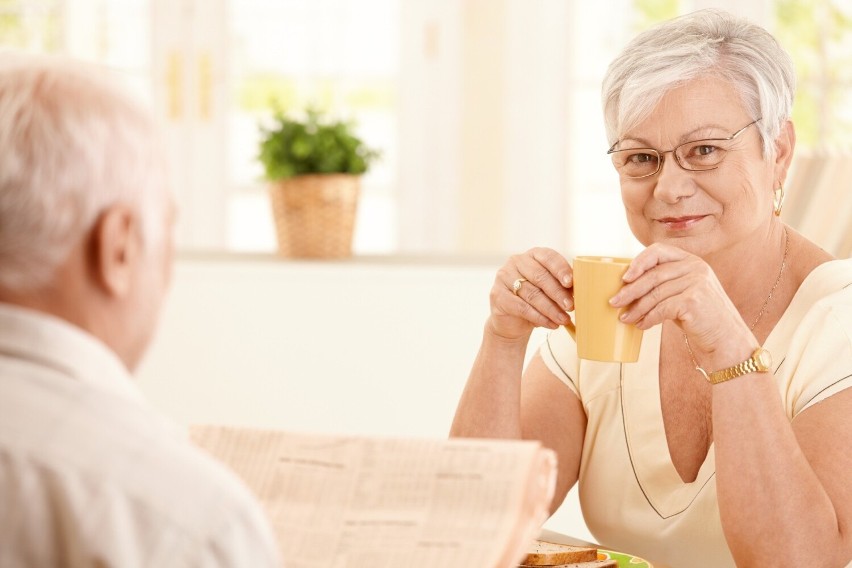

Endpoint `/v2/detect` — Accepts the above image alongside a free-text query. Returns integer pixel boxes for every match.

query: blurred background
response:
[3,0,850,259]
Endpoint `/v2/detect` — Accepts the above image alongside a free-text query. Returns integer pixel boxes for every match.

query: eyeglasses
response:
[607,119,761,179]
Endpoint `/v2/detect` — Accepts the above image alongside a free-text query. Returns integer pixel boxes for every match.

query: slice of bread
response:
[519,561,617,568]
[521,540,598,566]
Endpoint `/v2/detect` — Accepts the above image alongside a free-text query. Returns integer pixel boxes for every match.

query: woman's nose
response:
[652,153,696,203]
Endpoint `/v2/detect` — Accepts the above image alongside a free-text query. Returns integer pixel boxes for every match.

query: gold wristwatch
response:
[697,347,772,385]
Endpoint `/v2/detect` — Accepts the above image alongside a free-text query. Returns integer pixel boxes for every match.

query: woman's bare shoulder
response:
[785,227,836,285]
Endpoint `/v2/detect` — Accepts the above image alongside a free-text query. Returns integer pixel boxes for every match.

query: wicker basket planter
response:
[268,173,360,258]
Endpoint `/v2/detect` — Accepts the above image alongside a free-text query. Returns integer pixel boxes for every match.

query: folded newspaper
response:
[191,426,557,568]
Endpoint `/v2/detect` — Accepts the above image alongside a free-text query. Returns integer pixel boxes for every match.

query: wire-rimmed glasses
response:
[607,119,761,179]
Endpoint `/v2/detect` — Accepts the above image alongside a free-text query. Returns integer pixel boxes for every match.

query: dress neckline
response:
[619,257,852,519]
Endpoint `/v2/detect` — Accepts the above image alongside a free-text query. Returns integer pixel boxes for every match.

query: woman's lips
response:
[656,215,707,230]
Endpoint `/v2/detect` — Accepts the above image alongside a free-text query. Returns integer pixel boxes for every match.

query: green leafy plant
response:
[258,108,379,181]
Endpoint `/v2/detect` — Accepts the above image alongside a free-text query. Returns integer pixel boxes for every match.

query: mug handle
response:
[564,263,576,340]
[563,316,576,341]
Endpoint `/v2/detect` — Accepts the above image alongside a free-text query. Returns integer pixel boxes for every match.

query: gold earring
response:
[773,184,785,217]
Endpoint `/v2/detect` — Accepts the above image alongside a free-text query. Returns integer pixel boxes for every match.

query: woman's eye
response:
[628,153,655,164]
[682,144,720,159]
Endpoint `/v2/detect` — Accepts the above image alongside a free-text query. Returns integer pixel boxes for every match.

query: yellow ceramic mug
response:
[564,256,644,363]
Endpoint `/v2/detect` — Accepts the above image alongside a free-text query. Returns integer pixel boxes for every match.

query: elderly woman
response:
[450,9,852,568]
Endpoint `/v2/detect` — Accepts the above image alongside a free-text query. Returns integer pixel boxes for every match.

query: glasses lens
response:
[610,149,660,178]
[675,140,729,171]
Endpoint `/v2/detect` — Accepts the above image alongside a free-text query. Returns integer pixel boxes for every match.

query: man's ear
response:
[773,120,796,187]
[91,204,140,298]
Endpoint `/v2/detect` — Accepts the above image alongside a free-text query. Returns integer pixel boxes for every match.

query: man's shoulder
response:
[0,372,280,565]
[5,379,259,516]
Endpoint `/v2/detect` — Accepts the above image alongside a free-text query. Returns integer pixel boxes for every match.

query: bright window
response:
[2,0,850,257]
[0,0,151,99]
[226,0,399,253]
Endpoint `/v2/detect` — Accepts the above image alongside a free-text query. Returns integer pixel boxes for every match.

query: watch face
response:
[756,348,772,370]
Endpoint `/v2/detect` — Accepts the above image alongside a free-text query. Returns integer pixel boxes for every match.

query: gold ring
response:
[512,278,528,296]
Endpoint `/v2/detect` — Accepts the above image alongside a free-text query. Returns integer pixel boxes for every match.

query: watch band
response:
[696,347,772,385]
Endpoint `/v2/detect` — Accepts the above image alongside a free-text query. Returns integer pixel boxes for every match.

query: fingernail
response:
[563,298,573,310]
[619,312,629,321]
[609,295,619,306]
[562,274,572,287]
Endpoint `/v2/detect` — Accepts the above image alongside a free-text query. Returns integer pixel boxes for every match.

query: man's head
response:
[0,53,175,371]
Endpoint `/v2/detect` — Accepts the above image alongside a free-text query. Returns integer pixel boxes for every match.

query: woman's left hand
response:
[609,243,754,355]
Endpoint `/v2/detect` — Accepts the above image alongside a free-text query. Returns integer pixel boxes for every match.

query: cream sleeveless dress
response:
[540,259,852,568]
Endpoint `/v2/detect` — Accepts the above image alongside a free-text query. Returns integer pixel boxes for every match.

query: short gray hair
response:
[0,53,170,290]
[602,8,796,156]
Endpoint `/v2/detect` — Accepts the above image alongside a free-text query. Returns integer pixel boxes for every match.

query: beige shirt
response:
[0,304,282,568]
[541,259,852,568]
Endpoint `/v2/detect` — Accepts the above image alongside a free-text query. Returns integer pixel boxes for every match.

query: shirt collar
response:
[0,302,145,404]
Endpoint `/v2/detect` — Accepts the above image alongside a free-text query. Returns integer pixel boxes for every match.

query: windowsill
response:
[176,249,508,268]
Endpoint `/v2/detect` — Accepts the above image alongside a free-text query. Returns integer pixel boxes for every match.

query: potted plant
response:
[258,108,379,258]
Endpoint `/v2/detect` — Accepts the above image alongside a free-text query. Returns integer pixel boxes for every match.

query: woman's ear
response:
[91,204,140,298]
[773,120,796,187]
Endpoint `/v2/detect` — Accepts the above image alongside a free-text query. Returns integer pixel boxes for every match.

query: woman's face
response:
[616,76,779,258]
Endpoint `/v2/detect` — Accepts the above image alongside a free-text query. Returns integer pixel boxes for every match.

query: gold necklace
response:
[684,227,789,370]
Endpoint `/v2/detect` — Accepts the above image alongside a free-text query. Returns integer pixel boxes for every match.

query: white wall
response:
[135,253,593,541]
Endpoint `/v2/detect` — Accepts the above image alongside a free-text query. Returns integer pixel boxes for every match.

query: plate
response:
[598,549,654,567]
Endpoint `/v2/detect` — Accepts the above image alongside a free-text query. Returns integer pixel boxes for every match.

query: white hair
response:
[0,53,170,291]
[602,8,796,157]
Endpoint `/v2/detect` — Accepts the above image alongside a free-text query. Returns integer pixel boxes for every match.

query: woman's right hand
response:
[487,247,574,342]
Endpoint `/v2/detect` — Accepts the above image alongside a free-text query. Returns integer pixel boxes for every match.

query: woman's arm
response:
[450,248,587,512]
[450,326,529,439]
[451,342,587,513]
[710,339,852,567]
[520,354,588,514]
